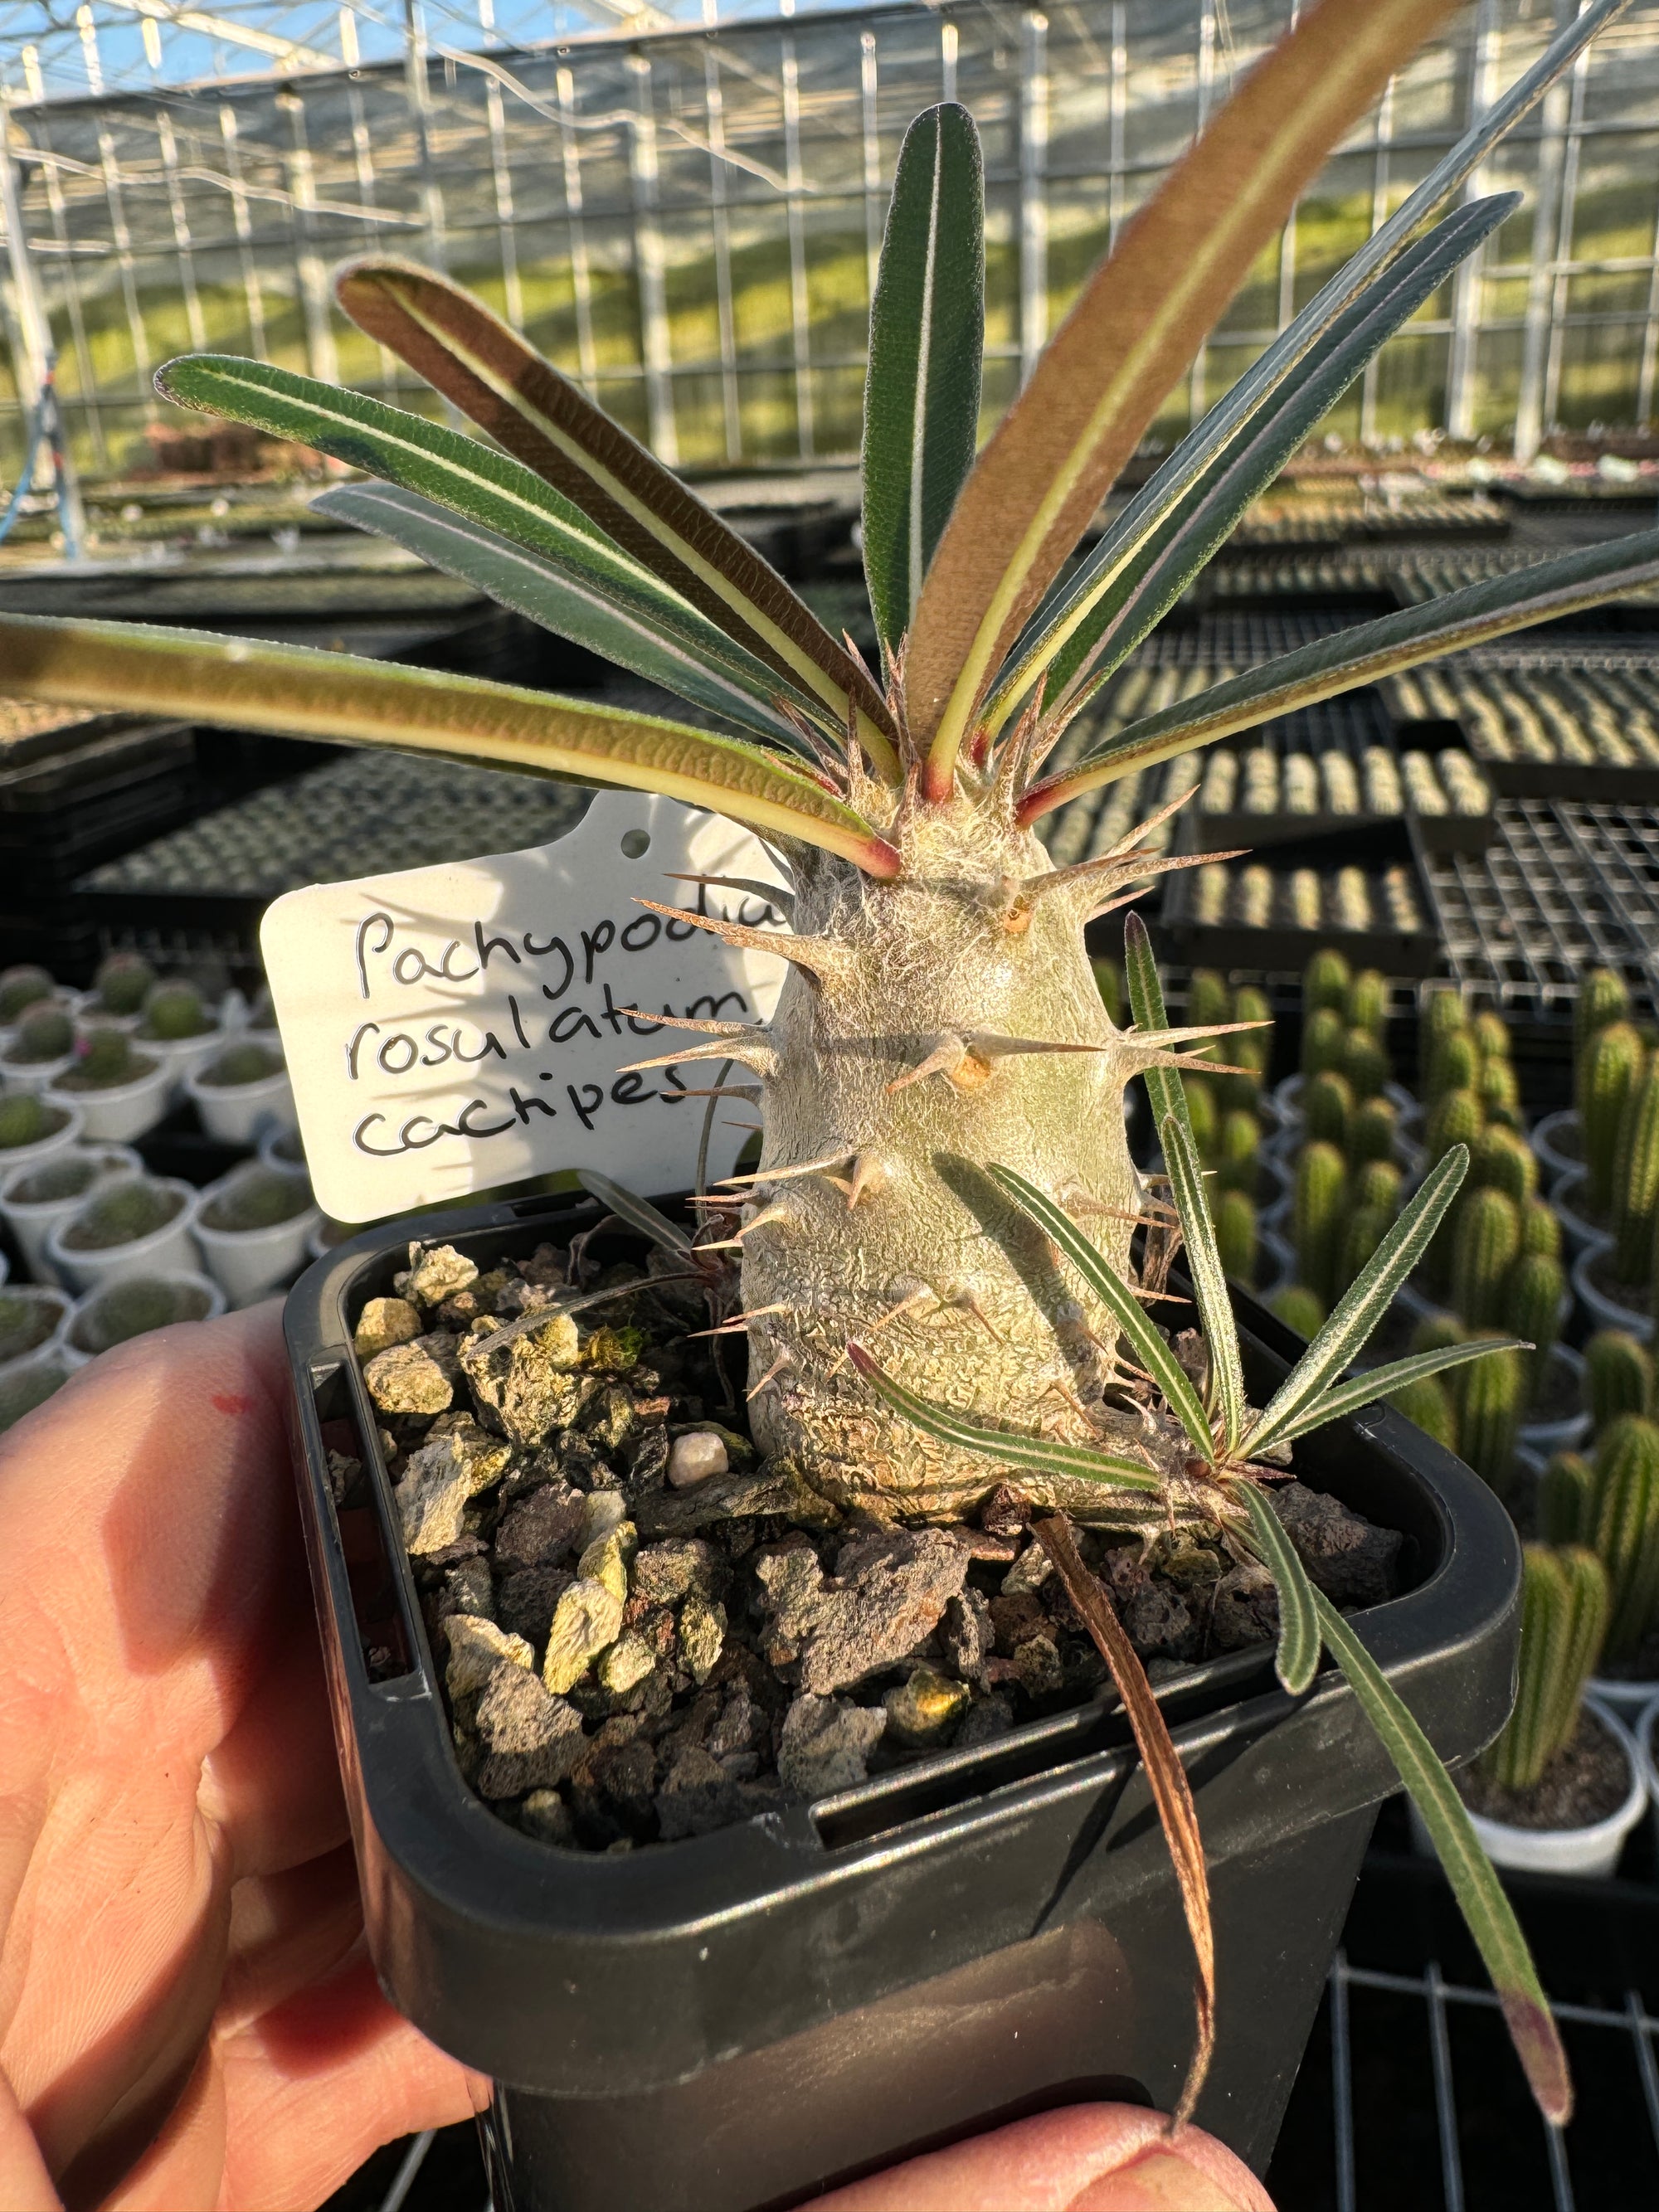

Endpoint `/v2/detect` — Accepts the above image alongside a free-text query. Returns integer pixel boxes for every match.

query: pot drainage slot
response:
[312,1360,414,1685]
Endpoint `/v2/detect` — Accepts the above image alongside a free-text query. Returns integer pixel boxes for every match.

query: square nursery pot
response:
[283,1189,1521,2212]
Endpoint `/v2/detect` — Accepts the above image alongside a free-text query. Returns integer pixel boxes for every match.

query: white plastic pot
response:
[0,1143,143,1286]
[259,1124,309,1176]
[0,1099,83,1184]
[1571,1243,1653,1344]
[1552,1169,1614,1263]
[1637,1696,1659,1821]
[1518,1342,1589,1457]
[186,1057,295,1146]
[46,1176,200,1294]
[139,1023,226,1105]
[192,1169,321,1306]
[1408,1695,1646,1877]
[64,1268,226,1364]
[1531,1108,1582,1189]
[44,1054,171,1144]
[0,1283,72,1372]
[0,1044,75,1094]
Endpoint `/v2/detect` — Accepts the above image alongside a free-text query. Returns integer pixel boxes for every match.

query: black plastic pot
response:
[284,1188,1520,2212]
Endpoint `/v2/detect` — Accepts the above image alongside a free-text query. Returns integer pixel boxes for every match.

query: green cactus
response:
[1091,956,1124,1027]
[1301,1004,1345,1080]
[1293,1141,1348,1308]
[1477,1056,1523,1130]
[1183,1074,1219,1164]
[1451,1186,1522,1329]
[1455,1334,1525,1496]
[1410,1311,1467,1356]
[1269,1284,1326,1339]
[1471,1125,1538,1209]
[1423,988,1467,1047]
[1340,1026,1390,1102]
[139,980,213,1042]
[93,950,156,1017]
[1427,1028,1478,1104]
[1583,1021,1644,1216]
[8,1006,72,1065]
[1304,948,1350,1017]
[1340,1207,1390,1296]
[1480,1546,1609,1792]
[1303,1068,1352,1150]
[1222,983,1272,1111]
[1540,1454,1597,1547]
[1472,1009,1511,1064]
[1584,1330,1652,1432]
[1589,1414,1659,1663]
[1216,1189,1258,1285]
[1520,1200,1561,1260]
[1503,1251,1564,1407]
[1387,1373,1457,1451]
[0,1093,55,1150]
[1426,1086,1483,1166]
[1355,1157,1404,1217]
[1190,970,1231,1036]
[0,965,52,1024]
[1216,1109,1260,1194]
[57,1028,150,1091]
[1575,966,1631,1071]
[1348,1096,1398,1167]
[1611,1057,1659,1286]
[1345,967,1389,1036]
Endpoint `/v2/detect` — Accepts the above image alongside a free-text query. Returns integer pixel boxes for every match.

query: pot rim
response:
[1461,1694,1646,1860]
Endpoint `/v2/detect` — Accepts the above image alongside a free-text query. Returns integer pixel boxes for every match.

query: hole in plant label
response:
[260,793,789,1223]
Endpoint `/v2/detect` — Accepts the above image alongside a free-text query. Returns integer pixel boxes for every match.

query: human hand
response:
[0,1307,1272,2211]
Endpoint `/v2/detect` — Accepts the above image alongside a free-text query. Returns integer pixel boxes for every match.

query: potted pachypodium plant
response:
[0,0,1642,2186]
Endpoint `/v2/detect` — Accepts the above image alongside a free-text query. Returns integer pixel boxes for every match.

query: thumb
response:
[816,2103,1274,2211]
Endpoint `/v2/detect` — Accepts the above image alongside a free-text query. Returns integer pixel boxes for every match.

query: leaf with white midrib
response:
[1160,1115,1246,1456]
[1123,912,1193,1155]
[1272,1336,1527,1449]
[1237,1483,1320,1695]
[861,102,984,659]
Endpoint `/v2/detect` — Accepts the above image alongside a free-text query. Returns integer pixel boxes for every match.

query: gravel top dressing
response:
[355,1238,1402,1855]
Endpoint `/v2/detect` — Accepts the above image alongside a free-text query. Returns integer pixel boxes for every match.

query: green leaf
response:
[986,1161,1213,1459]
[0,614,903,878]
[576,1170,693,1254]
[989,196,1514,730]
[1249,1146,1471,1452]
[1024,530,1659,821]
[156,352,833,746]
[1161,1114,1246,1456]
[1122,911,1193,1152]
[904,0,1467,789]
[861,102,984,659]
[317,481,821,753]
[1272,1336,1526,1449]
[847,1344,1165,1497]
[332,258,902,780]
[1236,1483,1320,1695]
[1311,1586,1572,2127]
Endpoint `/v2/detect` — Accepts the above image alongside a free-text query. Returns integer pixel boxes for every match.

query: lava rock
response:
[363,1337,455,1417]
[460,1312,591,1448]
[354,1296,422,1361]
[1271,1480,1401,1609]
[634,1537,725,1606]
[474,1664,586,1798]
[437,1556,494,1624]
[654,1746,748,1840]
[400,1242,479,1310]
[754,1528,970,1694]
[1209,1559,1282,1652]
[939,1587,994,1683]
[776,1693,886,1798]
[1010,1634,1064,1696]
[679,1593,726,1685]
[497,1563,574,1647]
[445,1613,534,1699]
[519,1788,577,1845]
[494,1480,585,1572]
[956,1694,1016,1746]
[598,1633,657,1694]
[883,1665,971,1746]
[542,1577,625,1694]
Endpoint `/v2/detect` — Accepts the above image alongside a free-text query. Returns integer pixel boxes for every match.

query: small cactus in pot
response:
[0,965,53,1024]
[1301,1004,1345,1082]
[56,1028,157,1093]
[57,1177,186,1253]
[0,1093,69,1153]
[1345,966,1388,1036]
[1580,1022,1644,1218]
[1216,1108,1260,1195]
[1293,1140,1347,1307]
[1575,966,1631,1082]
[1427,1086,1482,1167]
[1470,1125,1536,1210]
[139,980,215,1042]
[1609,1057,1659,1287]
[1477,1546,1608,1793]
[1454,1332,1525,1497]
[1303,1068,1351,1150]
[91,950,156,1018]
[1303,946,1350,1018]
[197,1040,284,1091]
[6,1005,72,1067]
[1220,984,1272,1111]
[1584,1330,1652,1434]
[1503,1250,1564,1409]
[1589,1415,1659,1666]
[1386,1371,1457,1451]
[1428,1027,1479,1106]
[70,1274,217,1356]
[1267,1283,1324,1339]
[197,1164,313,1235]
[1214,1187,1257,1285]
[1520,1200,1560,1260]
[1451,1187,1522,1330]
[1540,1454,1597,1548]
[1340,1025,1389,1103]
[1347,1094,1397,1166]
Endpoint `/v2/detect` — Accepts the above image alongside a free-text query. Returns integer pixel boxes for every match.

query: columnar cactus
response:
[1520,1200,1561,1260]
[1304,1069,1352,1150]
[1340,1026,1390,1102]
[1583,1022,1645,1217]
[1591,1414,1659,1664]
[1427,1086,1483,1165]
[1451,1186,1522,1329]
[1224,984,1272,1111]
[1294,1140,1348,1307]
[1575,966,1631,1073]
[1472,1009,1511,1064]
[1540,1454,1597,1547]
[1478,1057,1523,1132]
[1388,1372,1458,1451]
[1472,1125,1537,1209]
[1503,1251,1564,1407]
[1455,1334,1525,1496]
[1305,947,1350,1017]
[1217,1108,1260,1194]
[1410,1311,1467,1357]
[1428,1028,1478,1104]
[1348,1096,1398,1166]
[1611,1058,1659,1286]
[1584,1330,1652,1432]
[1301,1004,1345,1080]
[1480,1546,1609,1793]
[1267,1284,1326,1339]
[1423,986,1467,1051]
[1346,967,1389,1035]
[1184,1076,1219,1164]
[1340,1207,1390,1295]
[1355,1157,1404,1218]
[1216,1188,1258,1285]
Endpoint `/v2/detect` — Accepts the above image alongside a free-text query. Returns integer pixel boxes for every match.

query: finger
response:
[815,2104,1274,2212]
[218,1848,366,2039]
[0,2066,61,2212]
[214,1953,476,2212]
[197,1596,349,1884]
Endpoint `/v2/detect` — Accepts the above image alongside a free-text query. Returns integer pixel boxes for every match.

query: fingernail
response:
[1068,2146,1250,2211]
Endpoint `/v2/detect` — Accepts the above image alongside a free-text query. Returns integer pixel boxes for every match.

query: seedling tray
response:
[285,1189,1519,2212]
[1161,845,1441,978]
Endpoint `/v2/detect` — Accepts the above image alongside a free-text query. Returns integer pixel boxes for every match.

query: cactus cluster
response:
[1478,1545,1609,1794]
[1287,951,1408,1309]
[1583,1330,1652,1432]
[1180,970,1272,1286]
[1540,1414,1659,1670]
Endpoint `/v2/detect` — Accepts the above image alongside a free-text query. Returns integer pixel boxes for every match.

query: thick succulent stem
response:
[736,793,1163,1519]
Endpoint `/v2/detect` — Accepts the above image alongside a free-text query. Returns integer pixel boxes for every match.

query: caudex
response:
[0,0,1642,2135]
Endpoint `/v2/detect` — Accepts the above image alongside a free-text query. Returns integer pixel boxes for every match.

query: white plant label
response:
[260,790,788,1223]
